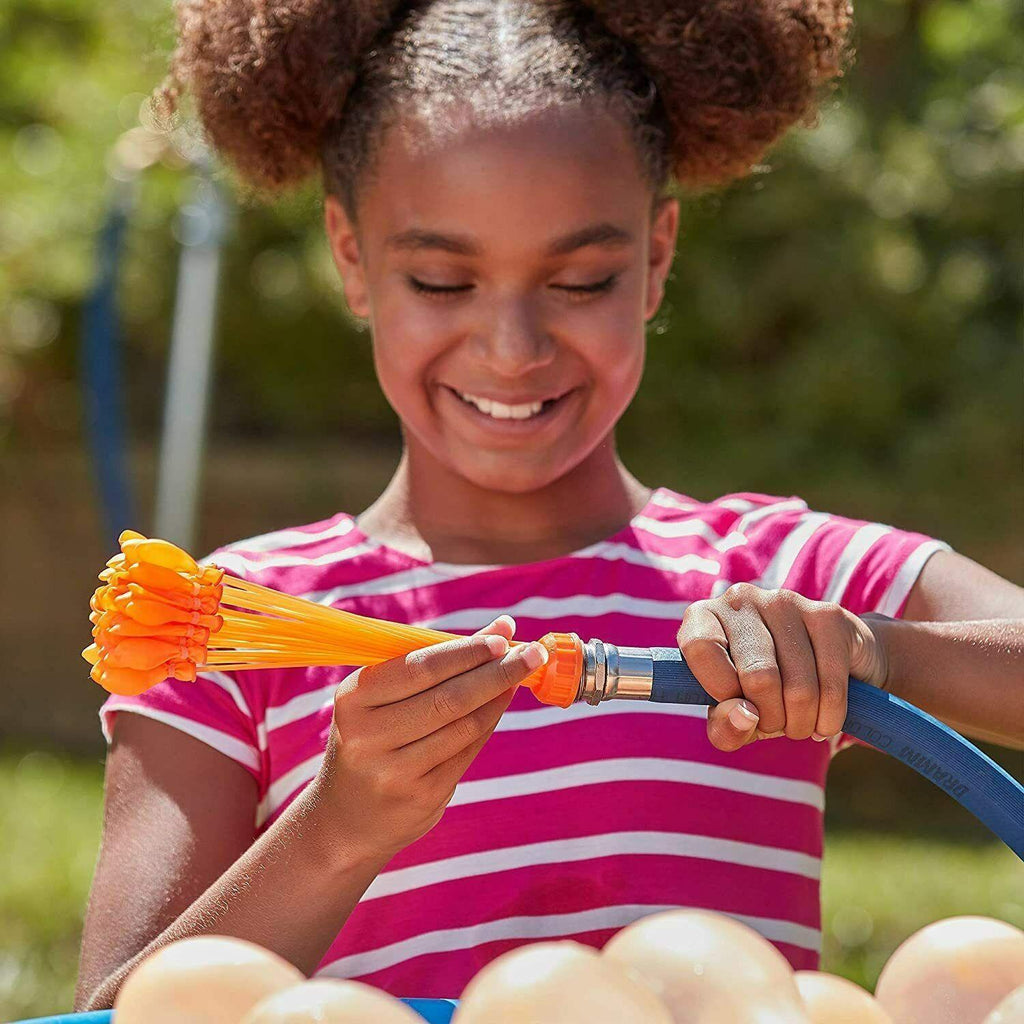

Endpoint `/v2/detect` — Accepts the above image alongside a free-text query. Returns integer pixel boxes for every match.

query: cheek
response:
[369,292,449,406]
[569,288,647,394]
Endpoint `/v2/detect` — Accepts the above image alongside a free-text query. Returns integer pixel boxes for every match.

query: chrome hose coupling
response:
[579,639,657,704]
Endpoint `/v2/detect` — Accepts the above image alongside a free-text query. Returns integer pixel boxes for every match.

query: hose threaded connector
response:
[524,632,584,707]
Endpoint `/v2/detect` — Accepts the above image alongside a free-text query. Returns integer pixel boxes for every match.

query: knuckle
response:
[812,601,845,625]
[679,601,707,630]
[738,662,781,692]
[680,636,722,670]
[430,685,460,722]
[453,714,481,749]
[495,655,520,689]
[785,680,819,710]
[404,647,436,688]
[725,582,759,608]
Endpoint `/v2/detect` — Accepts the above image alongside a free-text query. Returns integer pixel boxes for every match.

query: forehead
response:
[357,104,652,254]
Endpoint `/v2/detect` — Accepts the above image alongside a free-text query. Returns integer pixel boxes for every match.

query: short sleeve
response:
[97,543,264,783]
[785,512,953,757]
[99,670,262,782]
[779,512,952,618]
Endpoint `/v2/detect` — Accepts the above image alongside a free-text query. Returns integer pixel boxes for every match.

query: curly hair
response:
[161,0,853,213]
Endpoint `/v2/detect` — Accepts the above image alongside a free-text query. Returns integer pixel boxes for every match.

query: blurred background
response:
[1,0,1022,1017]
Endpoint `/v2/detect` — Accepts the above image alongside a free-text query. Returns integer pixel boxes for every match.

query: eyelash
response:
[407,275,619,299]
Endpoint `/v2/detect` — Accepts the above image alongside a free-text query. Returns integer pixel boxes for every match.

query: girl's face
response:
[325,105,679,494]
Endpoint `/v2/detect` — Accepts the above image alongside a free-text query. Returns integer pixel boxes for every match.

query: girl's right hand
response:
[311,615,547,864]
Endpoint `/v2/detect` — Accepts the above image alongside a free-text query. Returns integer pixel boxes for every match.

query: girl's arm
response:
[77,622,540,1011]
[867,615,1024,749]
[74,714,390,1011]
[875,549,1024,748]
[678,551,1024,753]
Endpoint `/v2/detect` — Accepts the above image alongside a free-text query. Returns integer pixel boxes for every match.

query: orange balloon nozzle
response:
[523,632,583,708]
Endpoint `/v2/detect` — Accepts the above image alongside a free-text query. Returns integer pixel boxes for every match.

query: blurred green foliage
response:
[0,748,103,1020]
[1,0,1022,557]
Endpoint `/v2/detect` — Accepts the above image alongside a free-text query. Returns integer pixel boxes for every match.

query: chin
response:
[453,449,571,495]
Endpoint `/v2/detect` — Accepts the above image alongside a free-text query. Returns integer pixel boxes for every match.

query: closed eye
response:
[408,277,473,296]
[407,274,619,298]
[553,274,618,295]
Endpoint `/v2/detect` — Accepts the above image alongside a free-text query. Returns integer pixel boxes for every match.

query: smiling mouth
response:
[445,386,573,421]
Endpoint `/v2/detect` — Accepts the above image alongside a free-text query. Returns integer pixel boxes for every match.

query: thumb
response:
[473,614,517,642]
[707,698,760,751]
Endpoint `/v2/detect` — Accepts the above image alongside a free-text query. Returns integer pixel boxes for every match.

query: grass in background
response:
[821,835,1023,987]
[1,749,103,1021]
[1,747,1022,1020]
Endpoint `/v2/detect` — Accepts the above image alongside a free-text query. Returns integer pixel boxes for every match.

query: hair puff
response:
[160,0,405,190]
[578,0,854,187]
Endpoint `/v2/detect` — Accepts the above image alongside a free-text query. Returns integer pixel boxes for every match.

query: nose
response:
[471,295,556,377]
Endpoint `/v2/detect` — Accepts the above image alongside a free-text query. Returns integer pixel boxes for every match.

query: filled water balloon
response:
[603,909,810,1024]
[454,940,673,1023]
[112,935,303,1024]
[876,917,1024,1024]
[794,971,892,1023]
[241,979,422,1023]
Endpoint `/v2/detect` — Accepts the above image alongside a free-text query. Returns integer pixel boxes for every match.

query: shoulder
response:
[652,487,948,615]
[201,511,366,579]
[646,487,809,533]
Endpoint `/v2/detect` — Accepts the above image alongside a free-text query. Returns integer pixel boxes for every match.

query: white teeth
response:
[456,390,545,420]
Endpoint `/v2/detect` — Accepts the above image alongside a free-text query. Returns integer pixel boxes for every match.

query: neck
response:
[358,433,651,565]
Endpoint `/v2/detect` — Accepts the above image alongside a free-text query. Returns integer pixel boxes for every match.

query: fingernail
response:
[812,732,827,742]
[515,641,548,672]
[729,701,759,731]
[484,634,508,657]
[495,614,516,633]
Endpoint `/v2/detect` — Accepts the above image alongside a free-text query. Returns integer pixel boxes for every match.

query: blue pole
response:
[81,179,135,547]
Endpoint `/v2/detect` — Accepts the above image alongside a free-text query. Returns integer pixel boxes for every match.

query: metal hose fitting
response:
[579,639,656,704]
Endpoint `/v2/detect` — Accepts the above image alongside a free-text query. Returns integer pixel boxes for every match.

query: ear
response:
[324,194,370,319]
[644,196,679,322]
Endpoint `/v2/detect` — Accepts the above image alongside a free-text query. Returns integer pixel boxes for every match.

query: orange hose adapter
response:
[522,632,584,708]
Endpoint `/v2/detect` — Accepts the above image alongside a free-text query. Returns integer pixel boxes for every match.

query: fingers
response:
[678,604,740,701]
[761,595,819,741]
[386,639,548,748]
[358,627,510,707]
[804,603,851,740]
[685,586,858,752]
[409,682,517,778]
[724,603,786,737]
[474,614,517,642]
[706,698,761,752]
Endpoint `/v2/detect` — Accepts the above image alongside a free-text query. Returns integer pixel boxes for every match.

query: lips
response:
[446,385,573,421]
[439,384,578,435]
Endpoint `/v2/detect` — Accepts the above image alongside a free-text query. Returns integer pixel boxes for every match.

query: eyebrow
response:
[384,222,634,257]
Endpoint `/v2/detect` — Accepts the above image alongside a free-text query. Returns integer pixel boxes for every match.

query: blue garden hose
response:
[642,646,1023,858]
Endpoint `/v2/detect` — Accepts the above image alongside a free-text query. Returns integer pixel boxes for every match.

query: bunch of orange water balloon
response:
[83,530,470,696]
[84,530,515,697]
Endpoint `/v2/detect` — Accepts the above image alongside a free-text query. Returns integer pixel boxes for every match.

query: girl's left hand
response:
[677,584,890,752]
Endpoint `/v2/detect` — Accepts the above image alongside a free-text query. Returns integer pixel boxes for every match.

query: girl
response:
[76,0,1023,1009]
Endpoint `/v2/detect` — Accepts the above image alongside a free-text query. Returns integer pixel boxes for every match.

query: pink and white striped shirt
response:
[100,488,947,995]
